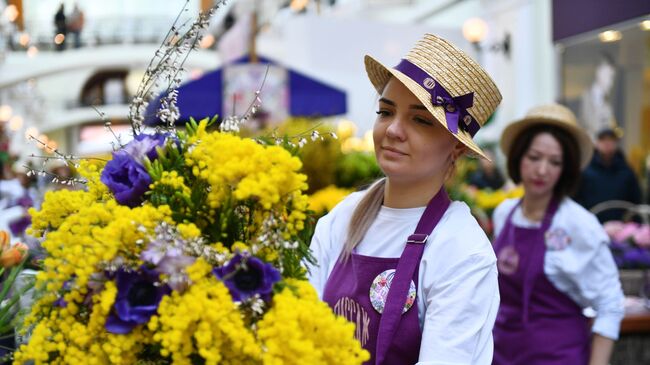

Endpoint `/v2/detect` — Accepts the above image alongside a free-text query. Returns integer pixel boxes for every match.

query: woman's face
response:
[373,78,459,184]
[519,132,563,199]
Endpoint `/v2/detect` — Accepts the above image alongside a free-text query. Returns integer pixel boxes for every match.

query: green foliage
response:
[0,260,34,338]
[334,151,382,189]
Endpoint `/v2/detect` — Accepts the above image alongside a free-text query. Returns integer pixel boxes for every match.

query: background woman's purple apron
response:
[492,199,591,365]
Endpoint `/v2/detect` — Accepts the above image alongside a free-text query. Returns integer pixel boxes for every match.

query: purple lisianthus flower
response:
[54,280,74,308]
[213,253,281,302]
[8,215,31,237]
[140,224,196,291]
[158,255,196,291]
[141,242,181,266]
[623,247,650,268]
[141,237,195,291]
[15,195,33,208]
[105,267,170,334]
[608,241,627,268]
[122,133,168,164]
[100,153,152,208]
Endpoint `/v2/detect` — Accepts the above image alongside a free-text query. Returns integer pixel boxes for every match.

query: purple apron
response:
[493,199,591,365]
[323,188,451,365]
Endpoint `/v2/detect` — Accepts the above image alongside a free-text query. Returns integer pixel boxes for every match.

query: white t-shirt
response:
[493,198,625,340]
[308,190,499,365]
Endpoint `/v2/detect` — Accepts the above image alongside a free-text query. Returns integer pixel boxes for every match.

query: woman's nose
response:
[537,160,549,175]
[385,117,406,141]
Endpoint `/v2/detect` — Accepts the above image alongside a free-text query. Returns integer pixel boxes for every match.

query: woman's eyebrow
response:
[410,104,427,111]
[378,97,395,106]
[528,147,562,158]
[379,97,427,111]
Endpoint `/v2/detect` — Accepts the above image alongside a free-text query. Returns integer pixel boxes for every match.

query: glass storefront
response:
[558,16,650,179]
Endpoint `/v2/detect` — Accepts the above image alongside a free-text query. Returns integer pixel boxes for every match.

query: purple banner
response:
[553,0,650,42]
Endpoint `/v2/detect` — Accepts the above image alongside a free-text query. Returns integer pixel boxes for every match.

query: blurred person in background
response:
[67,3,85,49]
[493,104,624,365]
[0,161,34,234]
[0,159,25,209]
[468,149,505,190]
[574,128,642,222]
[54,3,67,51]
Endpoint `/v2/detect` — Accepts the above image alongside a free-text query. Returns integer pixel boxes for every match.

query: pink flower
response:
[614,222,640,242]
[633,225,650,248]
[603,221,625,239]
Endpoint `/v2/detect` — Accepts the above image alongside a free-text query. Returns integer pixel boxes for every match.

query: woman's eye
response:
[414,117,434,126]
[526,154,540,161]
[550,160,563,167]
[375,110,390,117]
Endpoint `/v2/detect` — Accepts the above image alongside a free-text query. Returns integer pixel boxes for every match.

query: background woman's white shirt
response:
[492,198,625,340]
[308,191,499,365]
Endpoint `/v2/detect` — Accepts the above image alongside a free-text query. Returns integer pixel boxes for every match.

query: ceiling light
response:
[641,20,650,31]
[462,18,488,44]
[598,30,622,42]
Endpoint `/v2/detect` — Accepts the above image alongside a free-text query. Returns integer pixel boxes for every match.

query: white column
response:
[476,0,556,145]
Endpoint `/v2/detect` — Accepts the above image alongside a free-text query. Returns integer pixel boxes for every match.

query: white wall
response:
[475,0,557,145]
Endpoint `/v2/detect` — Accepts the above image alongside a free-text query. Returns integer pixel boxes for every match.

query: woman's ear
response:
[444,142,467,181]
[451,142,467,162]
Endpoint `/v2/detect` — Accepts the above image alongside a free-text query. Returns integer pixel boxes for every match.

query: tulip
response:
[0,242,28,268]
[0,230,9,250]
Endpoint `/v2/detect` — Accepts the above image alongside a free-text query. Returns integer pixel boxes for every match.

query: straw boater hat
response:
[500,103,593,168]
[364,33,502,159]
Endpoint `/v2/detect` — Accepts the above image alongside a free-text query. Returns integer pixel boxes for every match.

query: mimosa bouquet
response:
[12,2,367,364]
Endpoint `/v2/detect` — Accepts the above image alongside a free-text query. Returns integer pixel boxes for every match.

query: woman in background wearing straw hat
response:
[492,104,624,365]
[308,34,502,364]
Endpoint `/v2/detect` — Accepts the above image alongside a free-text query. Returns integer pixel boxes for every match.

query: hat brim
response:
[500,116,594,169]
[364,55,489,160]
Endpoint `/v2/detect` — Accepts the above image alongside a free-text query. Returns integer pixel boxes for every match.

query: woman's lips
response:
[531,180,546,188]
[382,146,407,156]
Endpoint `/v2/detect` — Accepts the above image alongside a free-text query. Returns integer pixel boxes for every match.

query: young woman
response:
[492,104,625,365]
[308,34,502,364]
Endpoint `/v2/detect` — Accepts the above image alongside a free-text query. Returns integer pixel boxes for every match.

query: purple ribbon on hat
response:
[394,59,480,137]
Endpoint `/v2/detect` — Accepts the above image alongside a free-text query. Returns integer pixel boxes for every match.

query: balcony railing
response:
[15,16,181,52]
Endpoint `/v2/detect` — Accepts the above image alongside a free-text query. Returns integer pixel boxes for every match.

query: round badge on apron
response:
[369,269,416,314]
[497,245,520,275]
[545,228,572,251]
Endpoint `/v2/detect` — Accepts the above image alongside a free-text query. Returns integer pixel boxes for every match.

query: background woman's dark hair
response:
[506,124,581,198]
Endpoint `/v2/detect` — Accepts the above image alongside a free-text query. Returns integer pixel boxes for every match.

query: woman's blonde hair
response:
[342,178,386,260]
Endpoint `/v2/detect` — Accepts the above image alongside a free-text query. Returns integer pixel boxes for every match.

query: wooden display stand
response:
[621,305,650,334]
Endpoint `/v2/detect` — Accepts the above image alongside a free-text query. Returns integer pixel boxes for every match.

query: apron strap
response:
[374,188,451,365]
[508,197,560,325]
